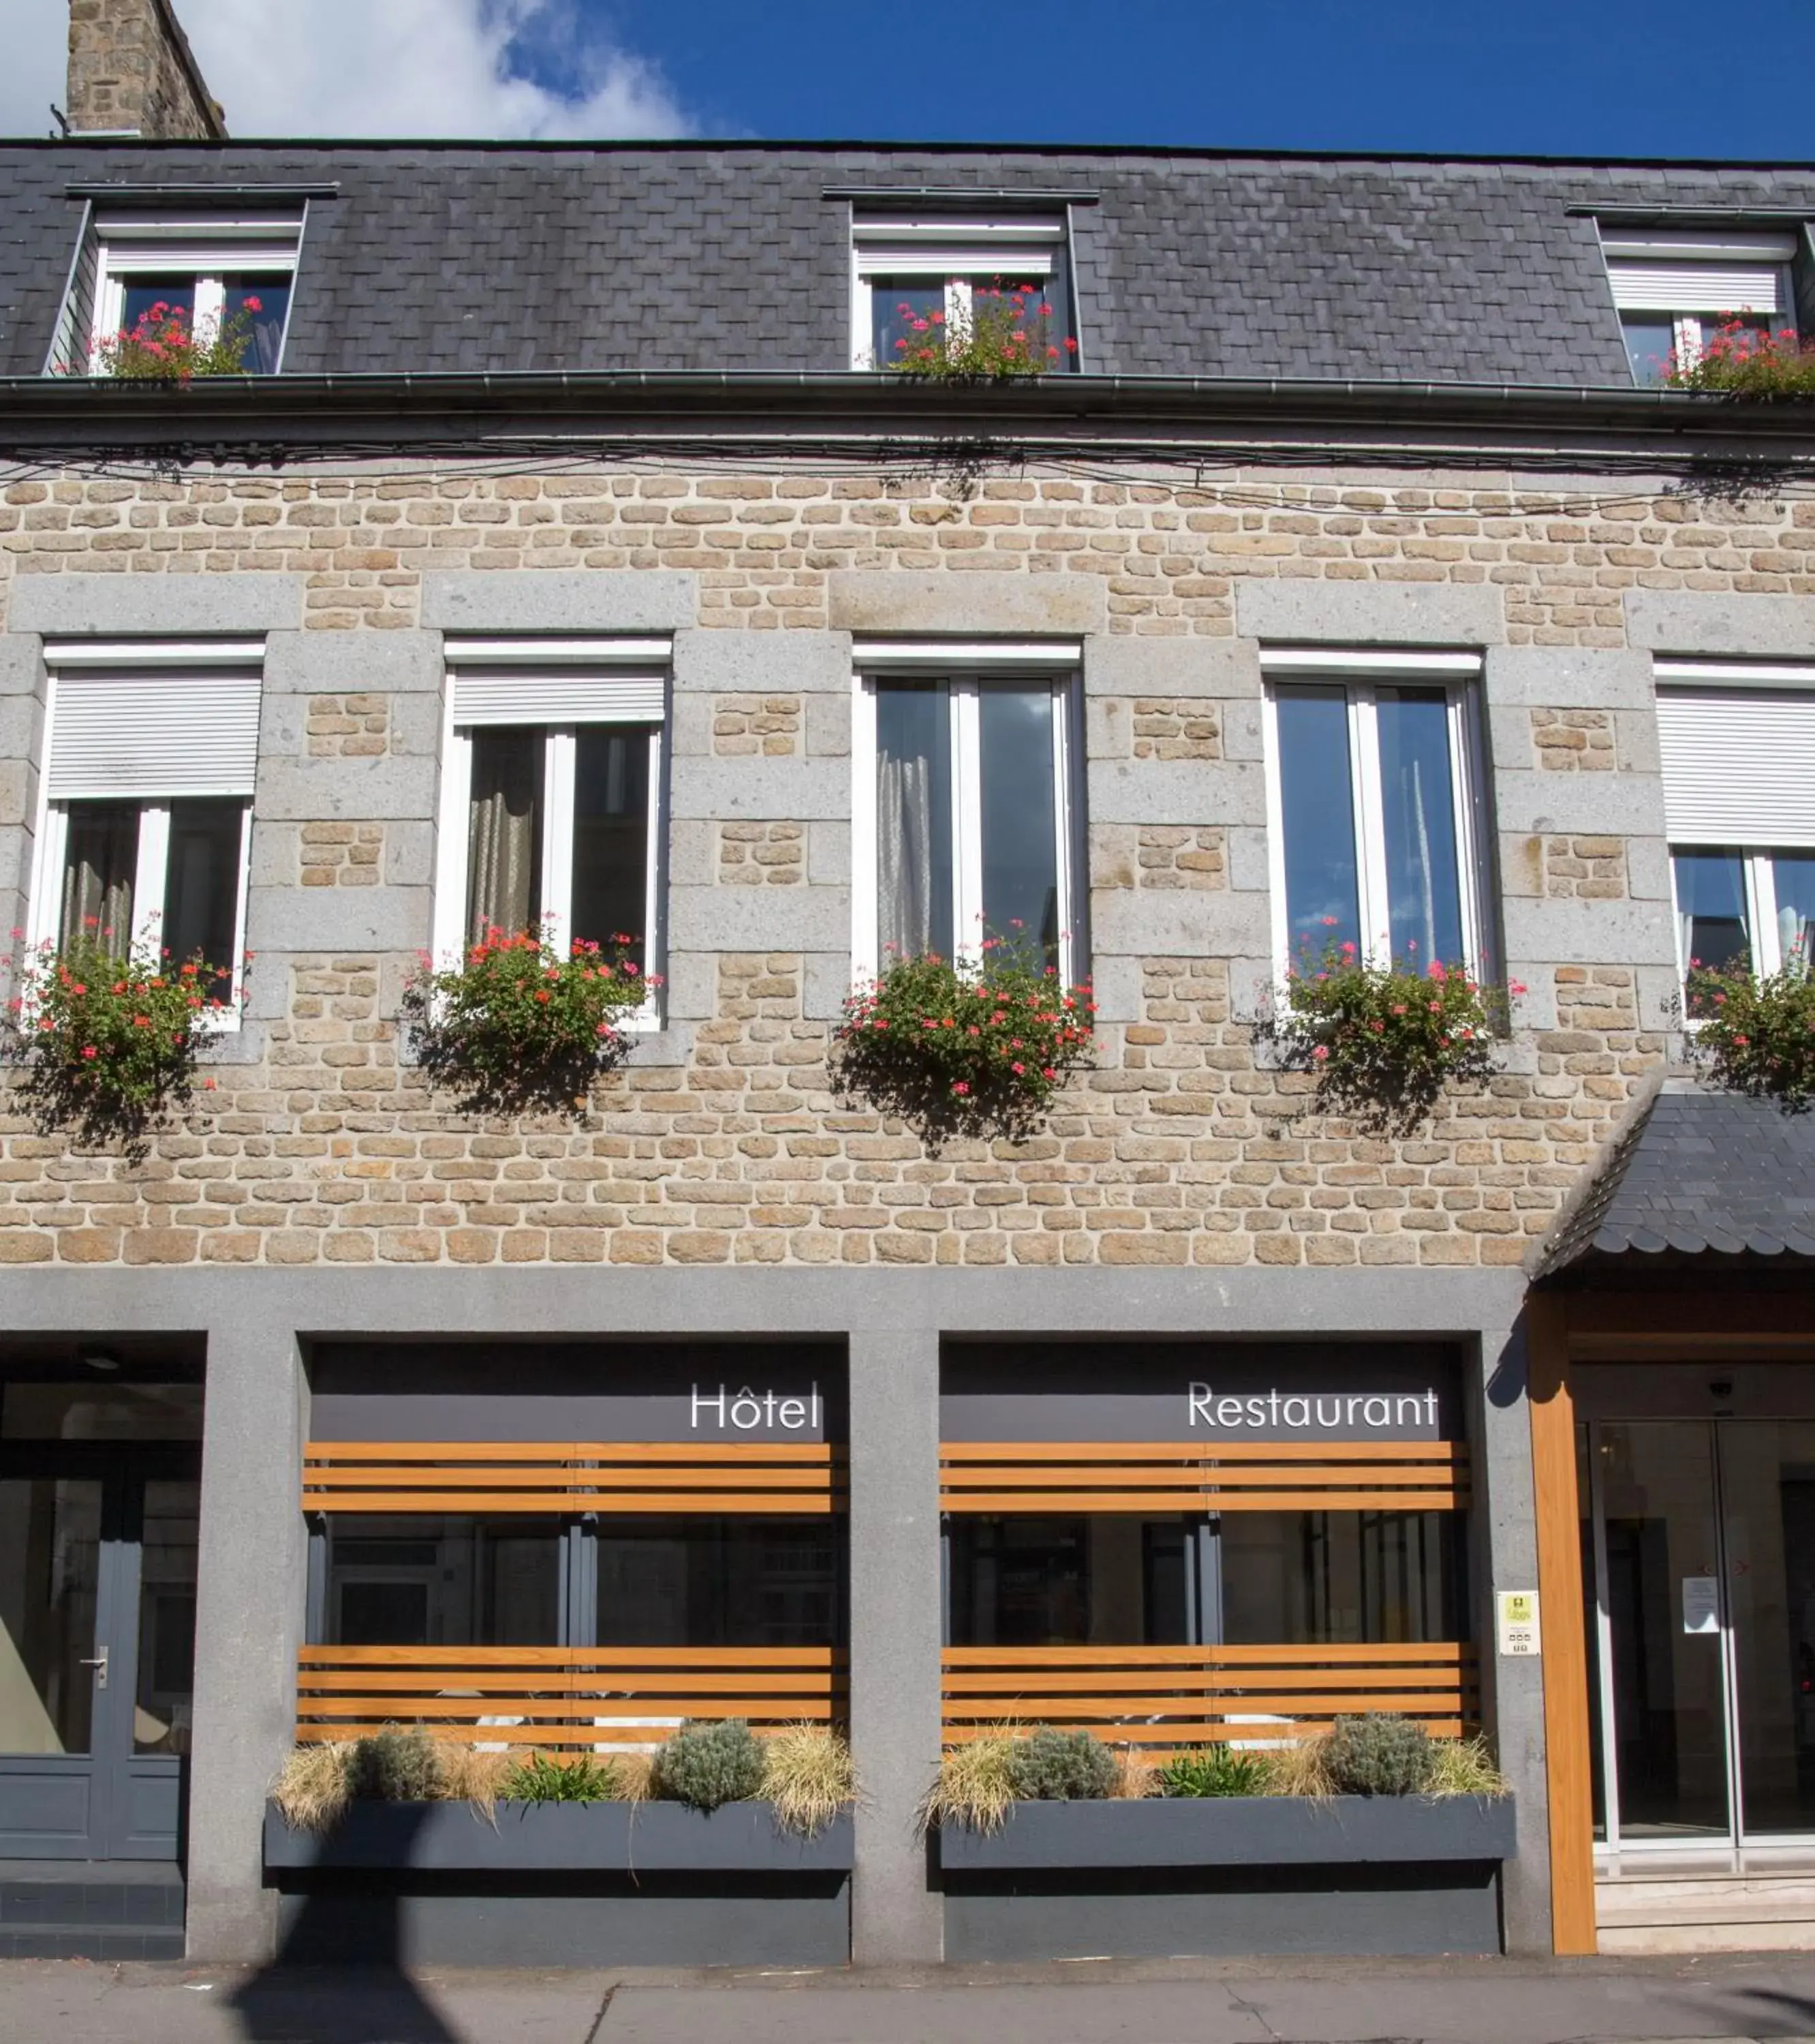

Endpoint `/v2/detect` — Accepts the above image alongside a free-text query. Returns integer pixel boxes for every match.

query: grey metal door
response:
[0,1457,197,1861]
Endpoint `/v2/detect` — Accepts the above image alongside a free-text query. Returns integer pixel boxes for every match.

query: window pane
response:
[875,683,952,959]
[1673,848,1750,977]
[134,1480,198,1755]
[570,728,652,968]
[1377,687,1466,968]
[871,281,948,369]
[979,684,1059,967]
[163,798,245,1001]
[61,801,139,955]
[0,1478,102,1755]
[467,729,544,942]
[595,1517,841,1647]
[1221,1512,1461,1645]
[1275,687,1361,963]
[324,1515,560,1647]
[118,277,196,344]
[1624,315,1675,385]
[946,1517,1190,1647]
[223,276,291,375]
[1771,852,1815,980]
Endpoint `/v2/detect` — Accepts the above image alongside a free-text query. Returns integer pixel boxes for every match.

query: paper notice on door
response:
[1682,1576,1720,1634]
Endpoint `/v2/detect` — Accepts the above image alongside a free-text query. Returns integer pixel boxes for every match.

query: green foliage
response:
[1426,1735,1508,1798]
[885,281,1079,380]
[835,935,1094,1151]
[651,1719,767,1812]
[1003,1727,1120,1802]
[1156,1746,1272,1798]
[346,1727,444,1803]
[501,1752,620,1803]
[1684,952,1815,1112]
[403,923,655,1115]
[1324,1714,1433,1797]
[89,297,266,380]
[1663,320,1815,397]
[1260,933,1512,1131]
[4,933,229,1147]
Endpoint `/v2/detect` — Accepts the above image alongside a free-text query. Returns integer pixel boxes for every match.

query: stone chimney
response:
[66,0,228,140]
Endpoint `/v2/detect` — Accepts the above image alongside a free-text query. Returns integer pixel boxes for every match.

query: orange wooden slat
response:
[939,1464,1461,1487]
[306,1466,841,1490]
[938,1442,1461,1462]
[942,1642,1471,1667]
[307,1442,840,1464]
[942,1720,1470,1746]
[306,1491,842,1515]
[300,1645,842,1668]
[942,1489,1465,1514]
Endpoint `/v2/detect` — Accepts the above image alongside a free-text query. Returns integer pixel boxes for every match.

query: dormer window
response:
[850,214,1073,371]
[55,212,301,377]
[1602,228,1798,384]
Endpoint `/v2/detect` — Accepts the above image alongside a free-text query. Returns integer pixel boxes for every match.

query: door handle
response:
[80,1650,108,1690]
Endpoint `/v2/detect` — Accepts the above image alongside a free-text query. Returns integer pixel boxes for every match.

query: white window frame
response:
[1669,846,1813,984]
[433,639,670,1027]
[1260,649,1491,980]
[850,217,1064,371]
[850,640,1083,984]
[89,215,300,373]
[28,639,263,1026]
[1600,228,1798,377]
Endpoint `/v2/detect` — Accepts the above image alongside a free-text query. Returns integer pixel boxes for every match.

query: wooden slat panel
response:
[311,1442,839,1464]
[940,1643,1476,1750]
[301,1645,839,1668]
[940,1442,1460,1462]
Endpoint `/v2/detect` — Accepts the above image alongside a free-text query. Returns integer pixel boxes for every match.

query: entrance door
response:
[1586,1419,1815,1852]
[0,1459,198,1859]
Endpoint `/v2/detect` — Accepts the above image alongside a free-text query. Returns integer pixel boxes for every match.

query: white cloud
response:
[0,0,694,141]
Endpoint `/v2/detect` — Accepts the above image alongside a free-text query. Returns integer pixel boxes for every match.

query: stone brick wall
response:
[66,0,226,140]
[4,458,1788,1269]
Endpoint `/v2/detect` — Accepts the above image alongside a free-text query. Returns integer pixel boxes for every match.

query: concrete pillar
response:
[185,1318,307,1961]
[847,1319,943,1964]
[1471,1320,1552,1956]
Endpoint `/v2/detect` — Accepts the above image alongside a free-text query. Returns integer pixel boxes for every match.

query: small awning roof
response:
[1538,1084,1815,1280]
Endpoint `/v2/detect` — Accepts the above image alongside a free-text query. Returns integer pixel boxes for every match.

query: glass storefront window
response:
[595,1517,841,1647]
[947,1517,1190,1647]
[1220,1511,1462,1644]
[322,1515,560,1647]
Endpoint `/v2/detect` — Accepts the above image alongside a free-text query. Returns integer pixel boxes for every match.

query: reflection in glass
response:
[324,1515,560,1647]
[1773,854,1815,978]
[164,799,245,1001]
[0,1478,101,1756]
[1275,687,1361,962]
[1377,687,1465,967]
[1596,1422,1728,1838]
[61,801,139,954]
[870,281,948,369]
[1,1381,203,1442]
[119,277,195,340]
[1624,314,1676,385]
[223,277,291,374]
[570,728,652,967]
[979,685,1059,966]
[1717,1422,1815,1836]
[1674,848,1750,987]
[875,684,952,959]
[946,1517,1189,1647]
[134,1481,198,1756]
[1579,1423,1608,1839]
[1221,1511,1460,1644]
[466,730,544,942]
[595,1517,841,1647]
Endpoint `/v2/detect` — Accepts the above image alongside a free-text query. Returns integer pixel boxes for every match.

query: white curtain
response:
[466,732,542,942]
[1780,901,1814,978]
[878,750,935,958]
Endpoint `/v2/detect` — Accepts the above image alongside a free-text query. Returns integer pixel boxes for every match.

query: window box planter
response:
[263,1800,852,1966]
[935,1795,1515,1961]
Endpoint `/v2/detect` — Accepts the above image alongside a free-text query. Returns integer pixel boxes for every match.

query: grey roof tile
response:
[1540,1088,1815,1277]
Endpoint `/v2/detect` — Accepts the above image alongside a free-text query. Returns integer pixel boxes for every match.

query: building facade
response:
[3,5,1815,1968]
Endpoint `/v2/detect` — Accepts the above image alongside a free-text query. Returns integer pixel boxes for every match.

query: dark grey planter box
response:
[264,1800,852,1968]
[938,1796,1516,1962]
[264,1797,852,1874]
[937,1793,1515,1870]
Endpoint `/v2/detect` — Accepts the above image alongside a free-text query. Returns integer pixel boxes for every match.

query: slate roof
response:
[2,140,1815,383]
[1539,1085,1815,1278]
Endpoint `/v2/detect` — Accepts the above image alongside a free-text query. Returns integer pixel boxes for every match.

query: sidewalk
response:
[6,1954,1815,2044]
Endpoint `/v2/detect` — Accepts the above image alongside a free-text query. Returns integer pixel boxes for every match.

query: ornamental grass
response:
[1258,927,1516,1132]
[3,929,230,1149]
[1685,948,1815,1111]
[886,281,1079,381]
[759,1724,858,1838]
[403,923,655,1116]
[1663,321,1815,399]
[835,936,1094,1151]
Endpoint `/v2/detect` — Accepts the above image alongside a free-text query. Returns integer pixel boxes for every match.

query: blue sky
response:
[544,0,1815,157]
